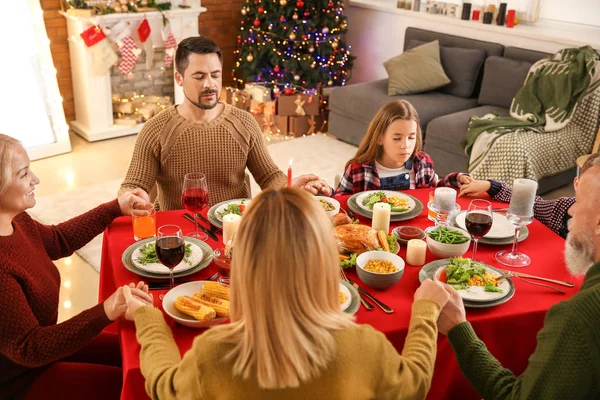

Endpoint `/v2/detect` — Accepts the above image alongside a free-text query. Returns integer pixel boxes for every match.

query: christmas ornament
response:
[289,32,296,40]
[258,6,264,13]
[80,25,118,76]
[273,65,280,72]
[327,80,333,85]
[280,0,287,5]
[294,74,300,80]
[162,22,177,68]
[322,27,330,34]
[292,13,298,20]
[280,15,285,22]
[304,11,310,17]
[253,19,260,27]
[328,1,334,7]
[283,88,295,95]
[309,46,315,52]
[247,53,254,62]
[296,0,304,7]
[241,8,247,15]
[301,34,307,40]
[332,41,338,49]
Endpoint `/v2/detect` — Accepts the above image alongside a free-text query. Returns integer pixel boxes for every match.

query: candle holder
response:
[427,201,461,227]
[495,212,533,267]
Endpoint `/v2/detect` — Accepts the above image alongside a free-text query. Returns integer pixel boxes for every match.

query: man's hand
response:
[458,179,492,198]
[437,285,467,335]
[414,279,451,308]
[291,174,332,196]
[118,188,154,216]
[122,285,155,320]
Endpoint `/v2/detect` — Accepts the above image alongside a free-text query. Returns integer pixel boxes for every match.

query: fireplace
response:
[61,6,205,141]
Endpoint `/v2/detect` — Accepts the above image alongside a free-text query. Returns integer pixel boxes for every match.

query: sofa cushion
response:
[384,40,451,96]
[407,40,486,98]
[404,27,504,59]
[504,46,550,64]
[328,79,478,137]
[477,56,532,108]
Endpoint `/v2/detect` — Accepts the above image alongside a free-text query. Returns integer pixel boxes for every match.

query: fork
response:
[340,268,374,311]
[498,272,565,294]
[195,213,221,234]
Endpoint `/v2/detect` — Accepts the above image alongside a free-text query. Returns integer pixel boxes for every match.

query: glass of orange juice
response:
[427,191,436,222]
[132,208,156,241]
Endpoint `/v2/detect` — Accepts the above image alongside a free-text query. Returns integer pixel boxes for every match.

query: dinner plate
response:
[418,259,515,308]
[340,280,360,315]
[131,241,203,274]
[432,265,510,302]
[339,282,352,312]
[451,211,529,245]
[121,237,213,279]
[355,190,416,214]
[347,192,424,222]
[162,281,230,328]
[207,198,251,228]
[455,211,514,239]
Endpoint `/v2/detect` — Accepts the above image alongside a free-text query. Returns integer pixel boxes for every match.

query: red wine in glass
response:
[156,225,185,298]
[182,173,209,241]
[465,212,493,238]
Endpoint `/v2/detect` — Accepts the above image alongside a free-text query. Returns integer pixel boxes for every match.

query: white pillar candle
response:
[509,178,538,217]
[222,214,242,244]
[434,187,457,212]
[406,239,427,266]
[371,202,391,233]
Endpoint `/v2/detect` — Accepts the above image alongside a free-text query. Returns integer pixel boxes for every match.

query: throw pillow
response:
[407,40,486,98]
[384,40,450,96]
[477,56,533,109]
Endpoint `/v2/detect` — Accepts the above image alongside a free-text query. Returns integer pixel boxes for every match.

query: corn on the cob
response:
[378,230,390,252]
[174,296,216,321]
[201,281,230,300]
[192,292,230,318]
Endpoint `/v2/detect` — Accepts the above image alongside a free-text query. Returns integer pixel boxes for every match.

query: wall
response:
[42,0,244,123]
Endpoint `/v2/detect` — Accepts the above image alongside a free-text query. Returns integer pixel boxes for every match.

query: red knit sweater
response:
[0,200,123,398]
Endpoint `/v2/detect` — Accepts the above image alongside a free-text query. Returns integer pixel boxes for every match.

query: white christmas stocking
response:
[162,23,177,68]
[91,39,118,75]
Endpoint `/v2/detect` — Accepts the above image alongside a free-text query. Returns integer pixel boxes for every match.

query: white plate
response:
[214,199,250,221]
[162,281,229,328]
[132,241,203,274]
[455,211,515,239]
[355,190,416,214]
[339,282,352,312]
[434,265,511,302]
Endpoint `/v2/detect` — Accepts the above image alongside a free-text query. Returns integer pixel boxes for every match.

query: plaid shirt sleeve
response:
[413,152,437,188]
[488,180,575,237]
[437,172,471,188]
[335,164,355,195]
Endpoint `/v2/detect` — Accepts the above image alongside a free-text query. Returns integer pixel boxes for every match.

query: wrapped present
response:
[252,85,271,102]
[243,83,255,96]
[289,115,320,137]
[277,93,319,116]
[113,101,134,114]
[250,99,265,115]
[232,91,251,111]
[253,113,289,134]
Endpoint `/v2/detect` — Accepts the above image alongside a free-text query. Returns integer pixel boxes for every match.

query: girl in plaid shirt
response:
[335,100,470,195]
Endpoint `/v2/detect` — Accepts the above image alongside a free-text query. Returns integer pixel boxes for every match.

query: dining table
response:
[98,188,583,400]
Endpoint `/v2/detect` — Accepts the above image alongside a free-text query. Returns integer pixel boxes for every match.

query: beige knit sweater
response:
[119,104,287,210]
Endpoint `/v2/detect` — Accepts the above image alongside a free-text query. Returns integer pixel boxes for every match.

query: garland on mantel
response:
[63,0,177,15]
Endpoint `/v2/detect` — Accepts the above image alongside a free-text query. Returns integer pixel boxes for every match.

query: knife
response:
[148,272,219,290]
[196,213,221,231]
[347,278,394,314]
[494,268,575,288]
[183,213,219,241]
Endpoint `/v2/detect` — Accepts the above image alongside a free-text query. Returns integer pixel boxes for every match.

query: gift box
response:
[250,99,265,115]
[251,85,271,103]
[289,115,324,137]
[277,93,320,116]
[253,114,289,134]
[232,91,251,111]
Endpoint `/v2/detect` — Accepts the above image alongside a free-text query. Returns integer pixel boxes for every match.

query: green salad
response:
[427,226,470,244]
[217,200,246,219]
[441,257,503,293]
[136,243,193,266]
[361,191,409,212]
[339,234,398,269]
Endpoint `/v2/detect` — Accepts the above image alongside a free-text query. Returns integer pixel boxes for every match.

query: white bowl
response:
[425,226,471,259]
[356,251,405,290]
[315,196,340,218]
[162,281,229,328]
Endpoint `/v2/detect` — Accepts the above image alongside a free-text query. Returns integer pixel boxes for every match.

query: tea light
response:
[222,214,242,244]
[287,158,293,187]
[406,239,427,266]
[509,178,537,217]
[434,187,456,212]
[371,202,391,233]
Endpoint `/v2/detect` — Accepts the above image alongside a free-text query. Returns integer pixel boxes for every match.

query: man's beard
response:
[564,232,595,276]
[186,89,219,110]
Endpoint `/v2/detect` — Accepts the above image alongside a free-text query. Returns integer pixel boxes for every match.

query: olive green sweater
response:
[133,300,441,400]
[448,261,600,399]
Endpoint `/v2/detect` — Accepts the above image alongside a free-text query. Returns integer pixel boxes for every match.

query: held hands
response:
[103,281,153,321]
[458,179,492,198]
[118,188,154,216]
[291,174,332,196]
[437,285,467,335]
[122,285,154,320]
[414,279,451,309]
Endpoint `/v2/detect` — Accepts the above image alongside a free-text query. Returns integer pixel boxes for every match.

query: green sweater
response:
[448,261,600,400]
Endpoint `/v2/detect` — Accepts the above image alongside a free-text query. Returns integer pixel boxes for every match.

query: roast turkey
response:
[333,223,379,255]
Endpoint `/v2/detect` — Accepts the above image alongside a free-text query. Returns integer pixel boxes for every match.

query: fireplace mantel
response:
[61,7,206,141]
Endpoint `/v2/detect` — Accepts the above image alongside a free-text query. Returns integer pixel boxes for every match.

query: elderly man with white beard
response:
[435,153,600,400]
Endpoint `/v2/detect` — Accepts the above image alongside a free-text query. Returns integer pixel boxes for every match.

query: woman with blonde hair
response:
[124,187,451,399]
[0,133,153,399]
[335,99,470,195]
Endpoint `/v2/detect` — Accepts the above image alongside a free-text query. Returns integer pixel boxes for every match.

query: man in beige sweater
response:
[119,36,330,210]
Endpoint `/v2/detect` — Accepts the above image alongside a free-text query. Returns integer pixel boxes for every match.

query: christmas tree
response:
[233,0,354,91]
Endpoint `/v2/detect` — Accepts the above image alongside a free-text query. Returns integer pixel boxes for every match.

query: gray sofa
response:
[329,27,574,193]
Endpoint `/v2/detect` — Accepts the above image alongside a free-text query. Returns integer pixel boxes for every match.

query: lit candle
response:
[434,187,457,213]
[287,158,293,187]
[509,178,538,217]
[371,202,391,233]
[406,239,427,266]
[222,214,242,244]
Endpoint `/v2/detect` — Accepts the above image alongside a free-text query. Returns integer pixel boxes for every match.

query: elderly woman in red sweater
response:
[0,134,153,399]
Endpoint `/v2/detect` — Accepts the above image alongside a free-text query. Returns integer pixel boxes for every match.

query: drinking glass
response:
[495,178,537,267]
[465,200,493,261]
[182,173,209,241]
[156,225,185,296]
[132,208,156,241]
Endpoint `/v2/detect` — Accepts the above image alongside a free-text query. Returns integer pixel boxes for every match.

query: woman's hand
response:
[414,279,451,309]
[292,174,332,196]
[118,188,153,216]
[437,285,467,335]
[458,179,491,198]
[103,281,153,321]
[122,285,154,320]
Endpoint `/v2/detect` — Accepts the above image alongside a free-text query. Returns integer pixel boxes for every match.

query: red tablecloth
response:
[99,189,583,400]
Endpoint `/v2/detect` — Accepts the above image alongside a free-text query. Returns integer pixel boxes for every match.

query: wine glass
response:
[465,200,493,261]
[182,173,209,241]
[495,178,537,267]
[156,225,185,297]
